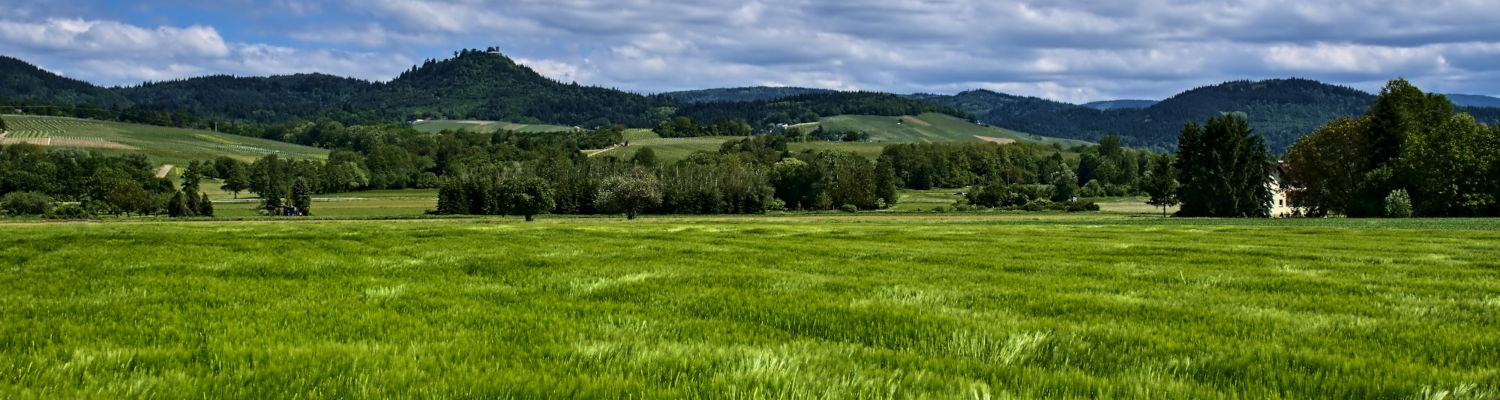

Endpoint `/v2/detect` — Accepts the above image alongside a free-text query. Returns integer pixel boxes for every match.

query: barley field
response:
[1,216,1496,398]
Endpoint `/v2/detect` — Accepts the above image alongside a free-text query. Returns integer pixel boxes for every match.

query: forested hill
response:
[662,87,836,103]
[117,74,377,124]
[914,79,1380,152]
[360,50,673,127]
[1080,100,1157,110]
[113,49,676,126]
[1,50,957,129]
[0,56,128,107]
[1446,94,1500,108]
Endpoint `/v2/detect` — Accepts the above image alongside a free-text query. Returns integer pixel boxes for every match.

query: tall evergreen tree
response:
[291,177,312,216]
[0,115,8,132]
[167,191,191,217]
[198,193,214,217]
[1175,115,1272,217]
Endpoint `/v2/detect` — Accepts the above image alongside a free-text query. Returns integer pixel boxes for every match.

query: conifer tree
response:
[1175,115,1272,217]
[291,178,312,216]
[198,193,214,217]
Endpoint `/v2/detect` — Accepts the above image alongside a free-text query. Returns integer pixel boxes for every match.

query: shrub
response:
[1066,201,1101,212]
[2,191,52,216]
[45,203,91,219]
[1384,189,1412,218]
[840,204,859,213]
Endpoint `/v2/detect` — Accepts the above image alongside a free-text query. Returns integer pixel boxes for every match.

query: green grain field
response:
[2,216,1497,398]
[0,115,328,165]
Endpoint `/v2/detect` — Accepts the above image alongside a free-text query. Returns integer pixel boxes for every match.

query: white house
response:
[1269,164,1306,217]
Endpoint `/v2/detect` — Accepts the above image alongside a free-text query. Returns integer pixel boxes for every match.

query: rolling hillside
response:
[0,114,327,164]
[600,113,1088,164]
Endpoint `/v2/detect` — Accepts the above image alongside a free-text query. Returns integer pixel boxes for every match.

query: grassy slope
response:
[1,217,1496,398]
[0,115,327,164]
[605,131,887,163]
[811,113,1092,147]
[600,113,1090,164]
[409,120,579,134]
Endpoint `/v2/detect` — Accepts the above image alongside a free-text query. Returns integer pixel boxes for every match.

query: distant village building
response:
[1269,164,1306,218]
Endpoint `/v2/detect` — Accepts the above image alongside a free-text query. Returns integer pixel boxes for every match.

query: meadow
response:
[1,215,1497,398]
[0,115,328,165]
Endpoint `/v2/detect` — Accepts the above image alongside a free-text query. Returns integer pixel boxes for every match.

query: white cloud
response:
[6,0,1500,100]
[0,17,411,85]
[0,18,230,57]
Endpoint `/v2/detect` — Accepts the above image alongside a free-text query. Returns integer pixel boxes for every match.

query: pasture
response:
[1,216,1497,398]
[0,115,327,165]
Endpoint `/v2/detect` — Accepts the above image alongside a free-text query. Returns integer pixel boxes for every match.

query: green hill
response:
[0,115,327,164]
[805,113,1090,147]
[0,56,129,107]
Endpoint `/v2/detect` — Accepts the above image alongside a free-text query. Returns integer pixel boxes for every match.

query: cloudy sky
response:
[2,0,1497,103]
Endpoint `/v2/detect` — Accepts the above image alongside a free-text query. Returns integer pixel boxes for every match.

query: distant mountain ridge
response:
[917,79,1500,152]
[1080,99,1157,110]
[1446,93,1500,108]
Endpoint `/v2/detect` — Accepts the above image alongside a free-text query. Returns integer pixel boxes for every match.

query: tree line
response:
[0,144,211,218]
[1286,79,1500,217]
[436,135,901,220]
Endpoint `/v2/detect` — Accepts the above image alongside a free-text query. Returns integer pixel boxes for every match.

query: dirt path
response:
[974,135,1017,144]
[587,143,624,157]
[156,165,173,178]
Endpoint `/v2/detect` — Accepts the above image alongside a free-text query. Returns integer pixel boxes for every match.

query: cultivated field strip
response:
[0,219,1496,398]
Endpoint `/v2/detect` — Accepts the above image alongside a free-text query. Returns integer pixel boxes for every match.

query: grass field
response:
[1,216,1496,398]
[409,120,579,134]
[0,115,328,165]
[807,113,1092,147]
[208,188,439,218]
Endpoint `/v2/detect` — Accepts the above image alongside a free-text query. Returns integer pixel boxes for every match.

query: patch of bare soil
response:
[974,135,1017,144]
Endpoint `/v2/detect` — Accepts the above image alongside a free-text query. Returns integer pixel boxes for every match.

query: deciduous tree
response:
[597,169,663,220]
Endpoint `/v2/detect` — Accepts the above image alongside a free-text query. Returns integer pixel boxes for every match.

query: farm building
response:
[1269,164,1306,218]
